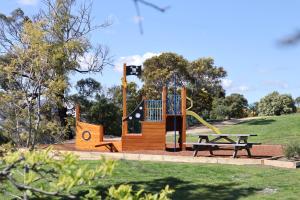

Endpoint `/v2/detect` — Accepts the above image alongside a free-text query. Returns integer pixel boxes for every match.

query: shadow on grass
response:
[76,177,261,200]
[239,118,276,126]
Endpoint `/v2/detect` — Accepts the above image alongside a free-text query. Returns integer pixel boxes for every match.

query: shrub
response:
[258,92,296,116]
[0,148,173,199]
[284,141,300,160]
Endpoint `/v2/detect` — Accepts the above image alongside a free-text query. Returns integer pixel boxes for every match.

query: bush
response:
[284,141,300,160]
[210,98,230,120]
[258,92,296,116]
[0,148,173,199]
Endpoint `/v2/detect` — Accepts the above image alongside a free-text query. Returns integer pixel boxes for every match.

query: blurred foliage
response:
[0,148,173,199]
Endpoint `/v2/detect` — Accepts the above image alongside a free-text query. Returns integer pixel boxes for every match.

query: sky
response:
[1,0,300,103]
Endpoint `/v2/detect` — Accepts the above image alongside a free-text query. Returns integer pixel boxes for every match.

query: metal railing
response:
[167,95,181,115]
[144,100,163,121]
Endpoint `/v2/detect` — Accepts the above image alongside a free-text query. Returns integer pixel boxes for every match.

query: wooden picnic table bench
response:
[186,133,261,158]
[95,142,116,152]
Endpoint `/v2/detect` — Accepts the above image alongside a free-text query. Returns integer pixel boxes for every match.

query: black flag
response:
[126,65,142,76]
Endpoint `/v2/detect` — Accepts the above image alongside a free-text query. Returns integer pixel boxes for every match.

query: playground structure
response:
[75,64,221,152]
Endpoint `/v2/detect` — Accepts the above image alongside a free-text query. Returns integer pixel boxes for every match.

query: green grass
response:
[3,160,299,200]
[108,160,300,200]
[221,114,300,144]
[169,113,300,145]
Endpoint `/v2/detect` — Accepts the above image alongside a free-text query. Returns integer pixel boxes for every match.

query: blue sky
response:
[2,0,300,103]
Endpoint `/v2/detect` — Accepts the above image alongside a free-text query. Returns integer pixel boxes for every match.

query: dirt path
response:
[185,116,264,135]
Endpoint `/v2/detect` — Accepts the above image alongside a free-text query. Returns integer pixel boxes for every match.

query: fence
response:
[144,100,163,121]
[167,95,181,115]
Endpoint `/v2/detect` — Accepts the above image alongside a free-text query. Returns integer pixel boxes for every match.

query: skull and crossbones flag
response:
[126,65,142,76]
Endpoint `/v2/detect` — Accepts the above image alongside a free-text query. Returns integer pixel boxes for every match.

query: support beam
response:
[122,63,128,136]
[181,87,187,150]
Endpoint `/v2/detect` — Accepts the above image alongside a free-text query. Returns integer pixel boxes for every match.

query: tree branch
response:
[132,0,170,34]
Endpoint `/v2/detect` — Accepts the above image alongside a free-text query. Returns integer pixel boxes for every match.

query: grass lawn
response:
[3,160,299,200]
[169,113,300,145]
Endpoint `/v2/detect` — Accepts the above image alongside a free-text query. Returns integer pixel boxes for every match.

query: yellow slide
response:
[186,110,221,134]
[186,96,221,134]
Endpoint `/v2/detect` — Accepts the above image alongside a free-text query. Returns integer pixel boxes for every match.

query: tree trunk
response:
[26,103,32,148]
[31,86,41,150]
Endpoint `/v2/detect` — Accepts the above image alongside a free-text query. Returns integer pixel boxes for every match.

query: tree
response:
[0,20,67,149]
[142,52,189,99]
[186,57,226,114]
[75,78,102,98]
[280,94,297,114]
[142,53,227,115]
[295,97,300,108]
[108,82,142,113]
[0,0,112,130]
[248,102,259,116]
[258,91,296,116]
[225,93,248,118]
[210,98,230,120]
[87,94,122,136]
[107,82,142,134]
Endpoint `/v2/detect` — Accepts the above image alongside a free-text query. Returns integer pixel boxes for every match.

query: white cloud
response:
[18,0,38,5]
[222,79,251,93]
[235,85,250,92]
[114,52,161,72]
[221,79,233,89]
[263,80,289,89]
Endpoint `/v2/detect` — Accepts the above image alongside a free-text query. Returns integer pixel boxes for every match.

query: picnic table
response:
[187,133,260,158]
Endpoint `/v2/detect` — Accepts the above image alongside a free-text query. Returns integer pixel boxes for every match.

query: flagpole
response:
[122,63,128,136]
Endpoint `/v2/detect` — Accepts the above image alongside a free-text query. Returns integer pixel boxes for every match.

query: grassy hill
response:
[185,113,300,145]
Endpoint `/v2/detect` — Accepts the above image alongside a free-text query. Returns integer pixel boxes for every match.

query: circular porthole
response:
[82,131,91,141]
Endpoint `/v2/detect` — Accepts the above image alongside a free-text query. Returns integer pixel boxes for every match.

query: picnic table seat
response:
[185,134,261,158]
[95,142,116,152]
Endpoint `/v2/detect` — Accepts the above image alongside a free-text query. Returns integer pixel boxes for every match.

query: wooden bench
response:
[188,142,261,158]
[95,142,116,152]
[186,134,261,158]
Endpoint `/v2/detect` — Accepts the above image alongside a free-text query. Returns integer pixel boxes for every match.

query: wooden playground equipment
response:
[75,63,221,152]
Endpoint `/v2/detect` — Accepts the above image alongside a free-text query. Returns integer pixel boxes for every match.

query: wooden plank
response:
[197,134,257,137]
[187,143,248,147]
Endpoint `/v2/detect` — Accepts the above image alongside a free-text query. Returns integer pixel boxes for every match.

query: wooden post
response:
[122,63,128,136]
[181,87,187,150]
[162,87,167,149]
[162,86,167,122]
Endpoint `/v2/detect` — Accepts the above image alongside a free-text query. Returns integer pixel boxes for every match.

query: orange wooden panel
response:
[121,121,166,151]
[75,121,104,150]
